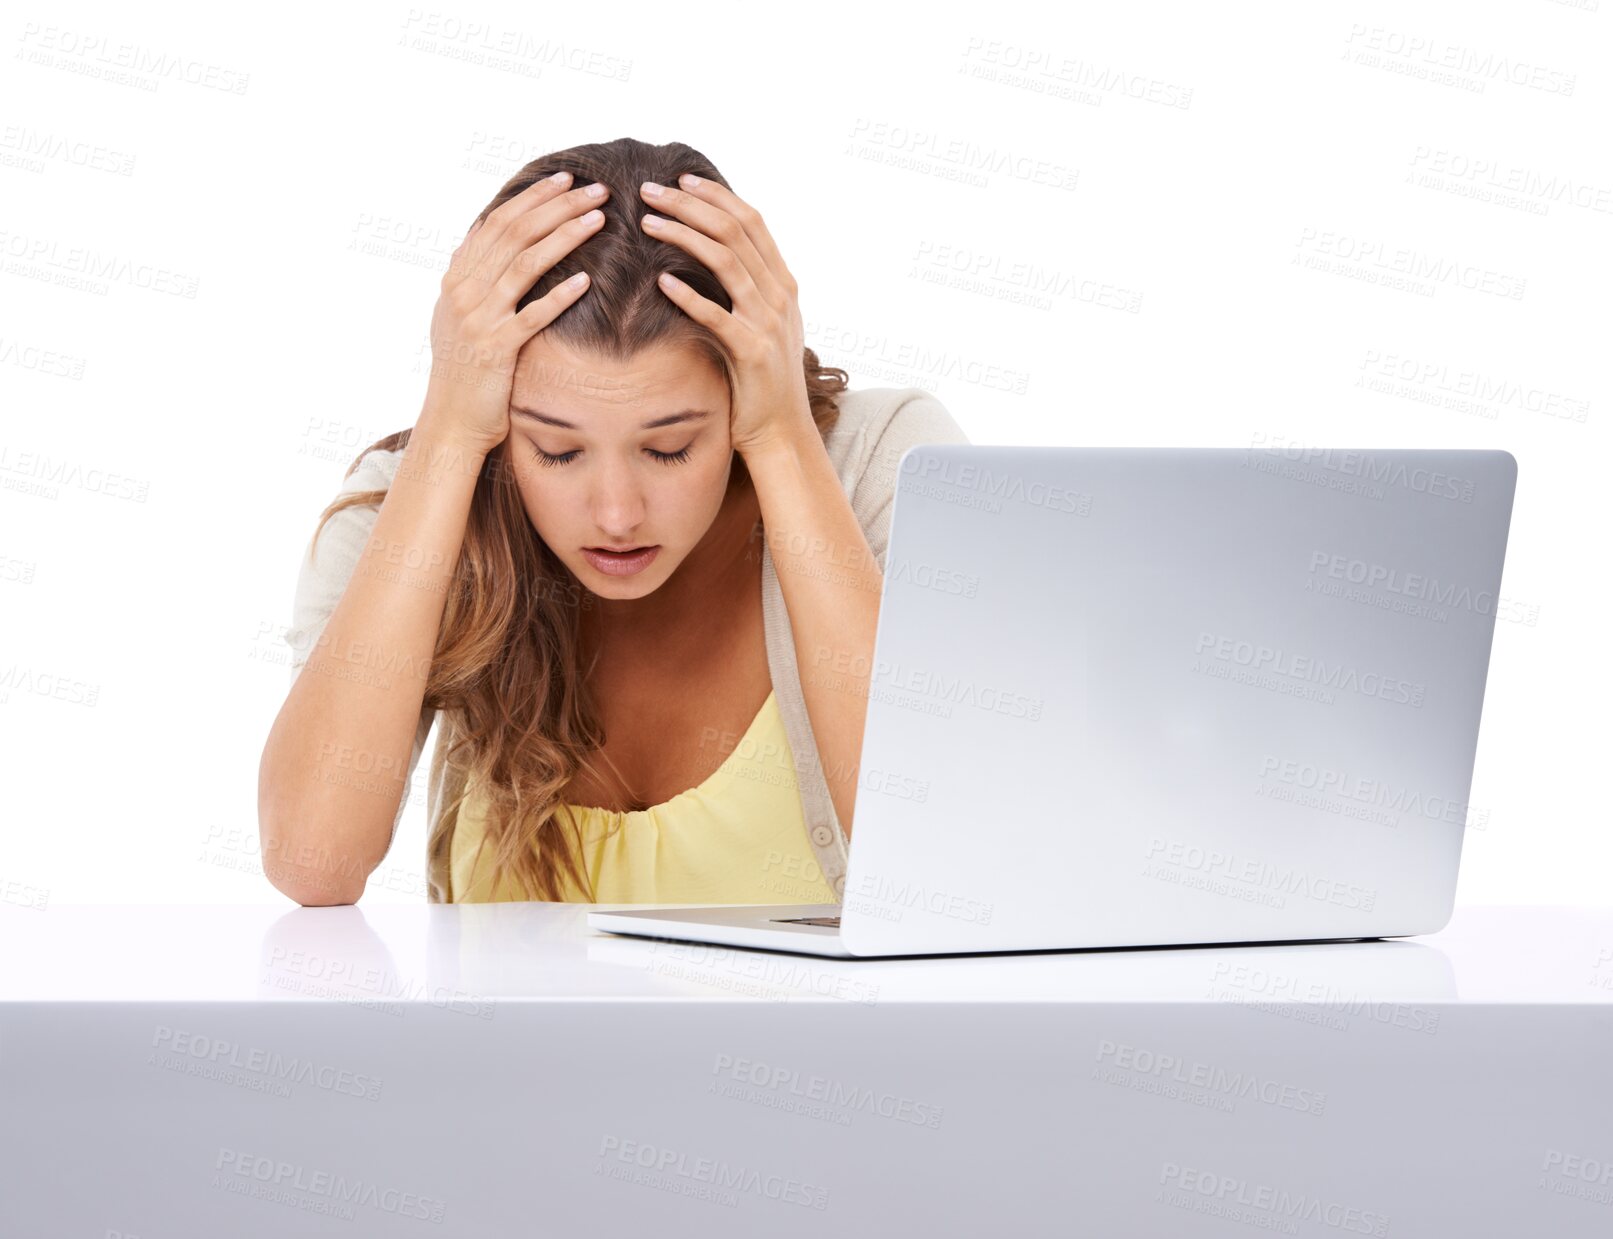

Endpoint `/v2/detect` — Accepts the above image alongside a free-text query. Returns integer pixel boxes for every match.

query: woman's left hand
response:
[638,174,814,458]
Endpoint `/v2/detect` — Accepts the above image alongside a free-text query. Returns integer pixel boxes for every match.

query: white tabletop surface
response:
[4,902,1610,1005]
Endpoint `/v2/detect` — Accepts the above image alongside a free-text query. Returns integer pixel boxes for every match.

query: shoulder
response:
[820,386,971,510]
[343,445,406,493]
[813,387,970,564]
[824,386,970,464]
[290,446,408,629]
[303,447,404,557]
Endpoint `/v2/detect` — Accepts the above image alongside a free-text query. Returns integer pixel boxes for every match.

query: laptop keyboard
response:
[770,915,842,928]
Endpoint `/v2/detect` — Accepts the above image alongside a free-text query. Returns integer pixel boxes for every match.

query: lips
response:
[580,545,661,577]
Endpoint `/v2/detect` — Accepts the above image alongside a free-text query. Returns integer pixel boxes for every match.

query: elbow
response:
[264,852,367,907]
[274,870,365,907]
[257,744,381,906]
[257,814,369,907]
[264,842,367,906]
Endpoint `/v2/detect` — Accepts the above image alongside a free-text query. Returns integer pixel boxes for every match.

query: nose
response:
[589,456,647,542]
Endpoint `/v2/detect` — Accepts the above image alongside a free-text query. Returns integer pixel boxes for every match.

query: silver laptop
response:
[588,444,1518,958]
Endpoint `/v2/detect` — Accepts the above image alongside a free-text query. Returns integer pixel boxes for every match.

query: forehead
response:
[510,336,725,415]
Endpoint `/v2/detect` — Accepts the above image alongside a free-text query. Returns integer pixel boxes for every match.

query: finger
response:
[641,181,777,307]
[498,270,592,353]
[487,207,603,309]
[455,174,562,266]
[444,215,494,286]
[654,270,733,338]
[670,175,796,298]
[481,169,573,238]
[460,182,605,295]
[456,172,586,286]
[641,212,766,317]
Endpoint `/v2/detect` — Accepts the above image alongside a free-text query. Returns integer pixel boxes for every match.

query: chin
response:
[584,576,659,599]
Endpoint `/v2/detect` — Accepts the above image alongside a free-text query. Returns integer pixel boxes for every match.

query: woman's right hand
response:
[419,169,608,457]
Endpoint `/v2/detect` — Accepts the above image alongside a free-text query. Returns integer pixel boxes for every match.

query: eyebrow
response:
[510,407,713,431]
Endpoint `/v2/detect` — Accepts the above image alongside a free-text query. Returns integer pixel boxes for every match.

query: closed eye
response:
[529,444,693,467]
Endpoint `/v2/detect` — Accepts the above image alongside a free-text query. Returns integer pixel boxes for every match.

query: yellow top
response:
[447,689,838,904]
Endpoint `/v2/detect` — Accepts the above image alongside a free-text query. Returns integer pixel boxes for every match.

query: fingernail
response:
[549,170,572,185]
[643,213,664,229]
[679,173,702,188]
[585,182,606,199]
[641,180,664,198]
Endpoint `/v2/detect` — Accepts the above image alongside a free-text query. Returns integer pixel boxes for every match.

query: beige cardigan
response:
[285,385,971,903]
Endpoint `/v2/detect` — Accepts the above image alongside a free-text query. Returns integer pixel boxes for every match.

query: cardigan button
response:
[811,825,833,846]
[832,872,846,898]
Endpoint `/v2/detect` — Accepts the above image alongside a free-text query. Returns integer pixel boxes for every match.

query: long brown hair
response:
[311,138,849,901]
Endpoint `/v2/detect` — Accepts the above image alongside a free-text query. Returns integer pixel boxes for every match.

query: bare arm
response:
[256,167,611,905]
[616,176,970,845]
[256,424,485,905]
[745,424,883,840]
[747,392,971,843]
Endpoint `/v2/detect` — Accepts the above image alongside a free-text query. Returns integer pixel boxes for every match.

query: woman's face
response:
[504,335,736,600]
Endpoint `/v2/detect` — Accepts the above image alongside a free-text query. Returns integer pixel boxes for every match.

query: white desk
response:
[3,903,1609,1235]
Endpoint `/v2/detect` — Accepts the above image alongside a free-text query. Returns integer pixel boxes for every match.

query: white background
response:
[2,1,1607,905]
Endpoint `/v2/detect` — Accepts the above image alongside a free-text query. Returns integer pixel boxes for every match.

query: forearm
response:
[743,422,882,840]
[257,415,486,904]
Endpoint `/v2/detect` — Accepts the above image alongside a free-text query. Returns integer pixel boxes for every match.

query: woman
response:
[259,137,970,905]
